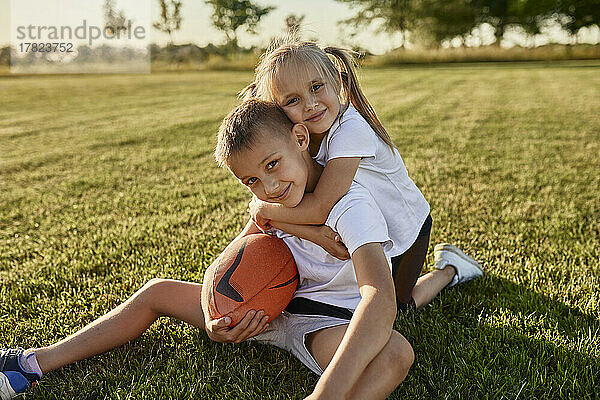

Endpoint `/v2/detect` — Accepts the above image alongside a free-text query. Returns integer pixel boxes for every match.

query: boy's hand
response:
[205,310,270,344]
[248,196,273,231]
[317,226,350,260]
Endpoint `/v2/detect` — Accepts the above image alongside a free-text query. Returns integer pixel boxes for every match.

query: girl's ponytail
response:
[324,47,395,149]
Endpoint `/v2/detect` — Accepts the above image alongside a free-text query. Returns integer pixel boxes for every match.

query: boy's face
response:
[227,124,310,208]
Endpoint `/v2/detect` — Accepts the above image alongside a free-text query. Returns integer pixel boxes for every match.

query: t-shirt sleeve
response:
[326,190,392,256]
[327,117,378,160]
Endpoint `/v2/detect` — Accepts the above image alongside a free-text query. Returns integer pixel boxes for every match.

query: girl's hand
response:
[248,196,272,231]
[204,310,269,343]
[316,226,350,260]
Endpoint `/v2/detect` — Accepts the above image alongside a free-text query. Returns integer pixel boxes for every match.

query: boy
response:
[1,99,481,400]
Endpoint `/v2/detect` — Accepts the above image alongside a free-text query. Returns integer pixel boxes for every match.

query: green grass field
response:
[1,62,599,399]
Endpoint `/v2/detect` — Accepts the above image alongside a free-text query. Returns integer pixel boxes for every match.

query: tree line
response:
[153,0,599,48]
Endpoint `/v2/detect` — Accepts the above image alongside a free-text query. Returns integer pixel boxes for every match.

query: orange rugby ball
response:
[205,233,299,327]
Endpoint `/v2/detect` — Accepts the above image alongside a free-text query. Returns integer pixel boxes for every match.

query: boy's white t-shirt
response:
[314,105,430,257]
[273,182,393,311]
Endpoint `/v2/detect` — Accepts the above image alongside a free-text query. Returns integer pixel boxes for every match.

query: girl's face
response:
[274,65,341,135]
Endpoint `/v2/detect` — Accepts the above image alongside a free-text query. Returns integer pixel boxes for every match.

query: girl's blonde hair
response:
[241,39,395,149]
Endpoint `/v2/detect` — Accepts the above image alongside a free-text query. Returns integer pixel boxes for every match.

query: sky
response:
[0,0,405,54]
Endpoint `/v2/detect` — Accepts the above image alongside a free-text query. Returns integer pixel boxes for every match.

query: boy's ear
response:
[291,123,310,151]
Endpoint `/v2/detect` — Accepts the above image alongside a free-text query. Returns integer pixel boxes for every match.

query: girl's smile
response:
[305,109,326,123]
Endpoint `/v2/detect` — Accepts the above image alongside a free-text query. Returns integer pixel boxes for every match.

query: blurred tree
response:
[337,0,480,47]
[552,0,600,35]
[1,47,10,66]
[337,0,599,45]
[205,0,275,48]
[75,45,93,63]
[420,0,481,45]
[153,0,183,45]
[103,0,132,35]
[472,0,559,41]
[337,0,415,45]
[472,0,599,42]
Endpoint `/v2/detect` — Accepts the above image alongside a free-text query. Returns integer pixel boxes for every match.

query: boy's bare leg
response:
[306,325,414,400]
[33,279,205,374]
[411,265,456,309]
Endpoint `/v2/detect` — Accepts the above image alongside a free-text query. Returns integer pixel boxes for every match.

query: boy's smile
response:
[227,124,320,208]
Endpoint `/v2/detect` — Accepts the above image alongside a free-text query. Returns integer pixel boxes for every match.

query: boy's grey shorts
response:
[247,310,350,375]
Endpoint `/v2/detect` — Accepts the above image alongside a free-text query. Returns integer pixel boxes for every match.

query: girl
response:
[243,39,483,312]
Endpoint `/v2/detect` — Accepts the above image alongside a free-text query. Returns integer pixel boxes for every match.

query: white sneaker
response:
[434,244,483,287]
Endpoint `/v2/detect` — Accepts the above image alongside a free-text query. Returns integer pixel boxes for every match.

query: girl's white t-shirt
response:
[314,105,430,257]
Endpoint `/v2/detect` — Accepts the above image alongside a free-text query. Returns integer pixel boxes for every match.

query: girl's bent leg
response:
[391,237,427,310]
[306,325,414,400]
[392,216,432,311]
[33,279,204,374]
[411,266,456,309]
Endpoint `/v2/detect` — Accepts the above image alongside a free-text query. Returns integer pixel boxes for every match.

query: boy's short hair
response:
[215,98,294,167]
